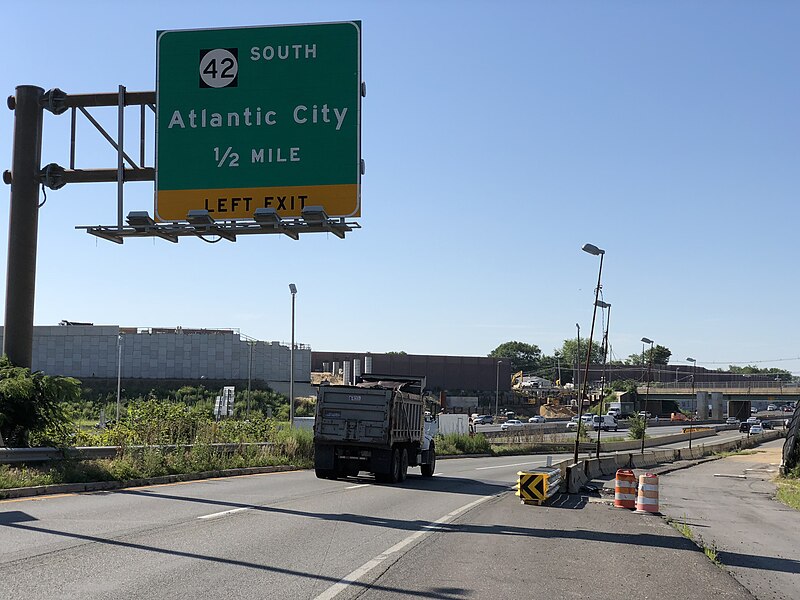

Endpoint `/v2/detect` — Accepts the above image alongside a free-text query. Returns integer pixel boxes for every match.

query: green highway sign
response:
[155,22,361,221]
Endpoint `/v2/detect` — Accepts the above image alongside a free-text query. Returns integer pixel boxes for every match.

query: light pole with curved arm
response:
[594,300,611,457]
[574,243,605,465]
[640,337,654,453]
[686,357,696,449]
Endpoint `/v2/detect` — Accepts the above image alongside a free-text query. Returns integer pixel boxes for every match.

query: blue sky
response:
[1,1,798,372]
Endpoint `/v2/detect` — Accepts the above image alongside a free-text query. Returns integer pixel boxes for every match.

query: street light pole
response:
[115,333,122,422]
[641,337,654,454]
[495,360,501,417]
[574,243,605,465]
[289,283,297,428]
[575,322,580,403]
[554,351,562,385]
[594,301,611,458]
[686,357,696,450]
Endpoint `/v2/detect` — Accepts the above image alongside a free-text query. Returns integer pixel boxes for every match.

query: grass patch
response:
[713,449,759,459]
[776,477,800,511]
[436,433,491,455]
[670,517,694,540]
[0,429,314,492]
[667,517,723,568]
[490,443,572,456]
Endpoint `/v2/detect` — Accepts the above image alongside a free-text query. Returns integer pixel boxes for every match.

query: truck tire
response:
[399,448,409,482]
[390,448,402,483]
[375,448,401,484]
[421,445,436,478]
[315,468,336,480]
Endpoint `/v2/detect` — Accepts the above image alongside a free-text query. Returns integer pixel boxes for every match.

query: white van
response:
[591,414,619,431]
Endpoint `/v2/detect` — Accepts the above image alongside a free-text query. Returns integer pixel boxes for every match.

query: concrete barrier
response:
[570,430,787,493]
[567,463,589,493]
[598,456,618,474]
[599,429,716,453]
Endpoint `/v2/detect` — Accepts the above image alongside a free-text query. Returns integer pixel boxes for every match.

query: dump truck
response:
[313,374,436,483]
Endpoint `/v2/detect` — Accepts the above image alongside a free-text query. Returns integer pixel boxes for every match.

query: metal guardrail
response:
[0,442,274,465]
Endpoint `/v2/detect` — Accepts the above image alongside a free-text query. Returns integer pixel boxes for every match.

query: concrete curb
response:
[0,464,301,500]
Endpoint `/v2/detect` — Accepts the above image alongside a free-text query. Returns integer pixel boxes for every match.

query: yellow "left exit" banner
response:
[155,184,360,222]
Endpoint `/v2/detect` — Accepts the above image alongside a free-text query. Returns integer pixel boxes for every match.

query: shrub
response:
[628,415,647,440]
[436,433,490,455]
[0,356,81,447]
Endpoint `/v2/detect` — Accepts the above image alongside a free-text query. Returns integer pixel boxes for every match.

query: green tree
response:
[609,379,639,395]
[488,341,542,372]
[625,344,671,366]
[648,345,671,365]
[0,356,81,447]
[727,365,792,381]
[556,338,604,367]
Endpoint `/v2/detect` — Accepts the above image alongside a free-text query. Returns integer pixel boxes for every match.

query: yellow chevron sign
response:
[515,471,546,502]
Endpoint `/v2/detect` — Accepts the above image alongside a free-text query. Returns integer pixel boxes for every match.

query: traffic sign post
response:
[156,22,362,222]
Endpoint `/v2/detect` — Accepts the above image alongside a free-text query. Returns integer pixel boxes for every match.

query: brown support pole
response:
[3,86,45,368]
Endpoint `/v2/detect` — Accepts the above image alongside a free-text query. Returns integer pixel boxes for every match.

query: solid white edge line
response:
[312,495,491,600]
[345,484,370,490]
[198,507,250,520]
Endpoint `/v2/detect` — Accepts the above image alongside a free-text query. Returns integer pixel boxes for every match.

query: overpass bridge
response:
[636,383,800,405]
[634,382,798,420]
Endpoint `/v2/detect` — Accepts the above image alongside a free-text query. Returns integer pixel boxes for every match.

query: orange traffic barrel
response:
[614,469,637,509]
[634,473,660,514]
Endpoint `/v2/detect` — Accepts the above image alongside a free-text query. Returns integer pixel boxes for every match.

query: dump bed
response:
[315,377,425,448]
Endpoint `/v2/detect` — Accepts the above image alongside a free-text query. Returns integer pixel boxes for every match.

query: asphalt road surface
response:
[0,453,568,600]
[660,439,800,600]
[0,431,775,600]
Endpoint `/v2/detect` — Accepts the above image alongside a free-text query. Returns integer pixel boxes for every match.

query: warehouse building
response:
[0,323,312,396]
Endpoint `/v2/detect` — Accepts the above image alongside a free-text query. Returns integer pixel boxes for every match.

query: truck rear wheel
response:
[399,448,409,482]
[315,468,336,480]
[375,448,401,484]
[421,445,436,478]
[390,448,402,483]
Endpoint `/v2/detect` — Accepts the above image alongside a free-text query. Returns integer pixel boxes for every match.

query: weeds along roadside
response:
[0,399,315,490]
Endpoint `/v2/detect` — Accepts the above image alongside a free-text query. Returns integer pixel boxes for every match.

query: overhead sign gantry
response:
[2,21,363,367]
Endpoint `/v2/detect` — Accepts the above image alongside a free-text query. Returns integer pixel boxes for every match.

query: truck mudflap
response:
[314,444,335,470]
[369,448,392,475]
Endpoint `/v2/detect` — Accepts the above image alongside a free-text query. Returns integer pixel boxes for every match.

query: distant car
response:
[528,415,546,423]
[746,416,760,425]
[638,412,652,419]
[501,419,524,431]
[473,415,493,425]
[739,422,750,433]
[767,404,778,411]
[671,412,689,422]
[607,408,621,417]
[749,424,764,435]
[591,414,619,431]
[751,407,758,414]
[762,420,774,430]
[566,417,580,430]
[783,406,794,413]
[725,417,740,425]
